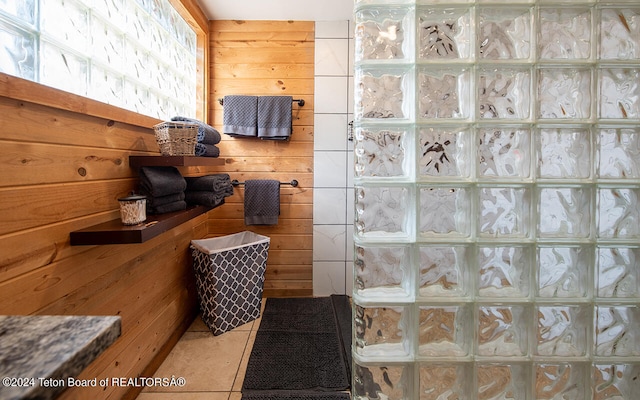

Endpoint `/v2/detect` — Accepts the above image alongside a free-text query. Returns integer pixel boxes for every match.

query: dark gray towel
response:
[139,166,186,197]
[185,191,226,208]
[195,143,220,157]
[223,95,258,137]
[171,116,221,144]
[140,190,185,208]
[149,200,187,214]
[257,96,292,140]
[244,179,280,225]
[185,174,233,195]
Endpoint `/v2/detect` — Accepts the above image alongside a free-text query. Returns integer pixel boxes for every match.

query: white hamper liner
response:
[191,231,270,336]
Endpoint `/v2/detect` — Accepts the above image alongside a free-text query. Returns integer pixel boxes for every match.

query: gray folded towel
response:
[140,190,185,208]
[171,116,221,145]
[223,95,258,137]
[244,179,280,225]
[258,96,292,140]
[185,174,233,195]
[149,200,187,214]
[139,167,186,197]
[185,191,226,208]
[195,143,220,157]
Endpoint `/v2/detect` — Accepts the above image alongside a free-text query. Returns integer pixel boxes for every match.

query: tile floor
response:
[135,304,263,400]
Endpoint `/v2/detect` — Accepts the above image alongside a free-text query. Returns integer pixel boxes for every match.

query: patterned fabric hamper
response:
[190,231,270,336]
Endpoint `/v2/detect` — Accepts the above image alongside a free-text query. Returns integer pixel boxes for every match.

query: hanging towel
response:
[257,96,293,140]
[185,174,233,195]
[194,143,220,158]
[244,179,280,225]
[171,116,221,145]
[139,166,186,197]
[223,95,258,137]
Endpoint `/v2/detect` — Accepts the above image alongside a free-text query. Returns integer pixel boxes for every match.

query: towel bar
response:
[218,98,305,107]
[232,179,298,187]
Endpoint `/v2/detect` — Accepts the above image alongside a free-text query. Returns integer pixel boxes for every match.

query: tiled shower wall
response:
[313,20,356,296]
[352,0,640,399]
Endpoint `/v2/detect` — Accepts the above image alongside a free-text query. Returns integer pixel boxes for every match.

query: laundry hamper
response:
[190,231,270,336]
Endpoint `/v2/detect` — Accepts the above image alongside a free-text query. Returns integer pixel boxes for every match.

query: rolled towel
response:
[171,116,221,145]
[185,191,226,208]
[171,116,220,144]
[194,143,220,158]
[139,166,186,197]
[149,200,187,214]
[185,174,233,194]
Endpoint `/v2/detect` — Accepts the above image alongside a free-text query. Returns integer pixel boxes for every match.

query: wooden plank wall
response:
[0,1,210,397]
[201,20,315,297]
[0,75,203,400]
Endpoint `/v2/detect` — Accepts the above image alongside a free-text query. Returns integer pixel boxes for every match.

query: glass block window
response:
[354,0,640,398]
[0,0,197,119]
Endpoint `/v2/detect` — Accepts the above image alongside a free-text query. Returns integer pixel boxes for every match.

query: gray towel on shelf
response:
[257,96,292,140]
[223,95,258,137]
[171,116,221,144]
[139,166,186,197]
[185,191,227,208]
[140,189,185,208]
[149,200,187,214]
[185,174,233,195]
[195,143,220,157]
[244,179,280,225]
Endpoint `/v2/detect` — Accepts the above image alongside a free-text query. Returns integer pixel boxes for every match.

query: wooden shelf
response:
[129,155,226,168]
[70,205,211,245]
[70,156,224,245]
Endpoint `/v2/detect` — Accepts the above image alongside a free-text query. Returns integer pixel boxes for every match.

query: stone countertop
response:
[0,315,121,400]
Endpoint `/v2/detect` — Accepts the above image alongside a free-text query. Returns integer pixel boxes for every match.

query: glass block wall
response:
[352,0,640,398]
[0,0,196,119]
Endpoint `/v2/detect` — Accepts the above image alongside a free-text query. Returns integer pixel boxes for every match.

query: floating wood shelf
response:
[129,155,226,168]
[70,156,224,245]
[70,205,211,245]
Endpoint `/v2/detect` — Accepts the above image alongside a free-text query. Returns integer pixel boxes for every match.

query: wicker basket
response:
[153,121,198,156]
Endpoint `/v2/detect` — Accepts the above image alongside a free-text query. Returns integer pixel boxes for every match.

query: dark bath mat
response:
[256,297,338,333]
[330,294,352,382]
[242,391,350,400]
[241,296,351,399]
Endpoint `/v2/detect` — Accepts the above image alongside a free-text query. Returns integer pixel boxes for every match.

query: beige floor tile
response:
[234,298,267,332]
[190,302,265,333]
[234,318,256,332]
[187,314,255,333]
[186,316,209,332]
[136,299,269,400]
[254,299,266,329]
[145,330,250,393]
[252,316,261,332]
[136,392,229,400]
[232,330,257,392]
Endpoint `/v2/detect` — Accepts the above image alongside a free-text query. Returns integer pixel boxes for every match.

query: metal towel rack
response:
[218,98,305,107]
[232,179,298,187]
